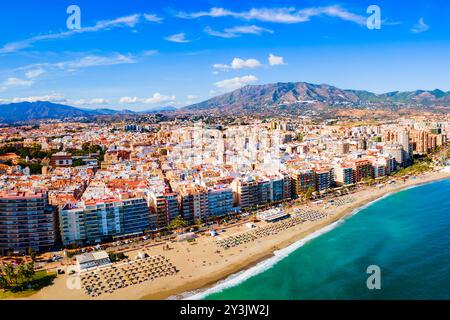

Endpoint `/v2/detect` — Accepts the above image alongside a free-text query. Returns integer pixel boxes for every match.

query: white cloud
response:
[0,95,112,106]
[411,18,430,33]
[204,25,273,38]
[145,93,176,104]
[119,97,140,104]
[3,94,67,104]
[144,13,163,23]
[90,98,110,104]
[2,77,33,87]
[142,50,159,56]
[178,6,367,25]
[214,58,262,71]
[214,75,258,92]
[119,93,176,105]
[19,54,136,76]
[165,33,191,43]
[0,14,141,54]
[25,68,46,79]
[4,54,135,92]
[268,54,285,66]
[63,54,135,69]
[178,7,233,19]
[71,98,110,106]
[71,99,87,106]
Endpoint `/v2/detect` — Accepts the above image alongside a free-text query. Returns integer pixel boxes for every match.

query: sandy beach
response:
[24,170,450,300]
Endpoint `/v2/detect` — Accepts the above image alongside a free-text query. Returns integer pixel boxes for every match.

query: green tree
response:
[0,264,16,289]
[16,264,26,287]
[72,158,85,167]
[295,133,304,142]
[0,262,35,290]
[27,247,37,261]
[23,262,35,283]
[169,216,188,231]
[303,186,315,200]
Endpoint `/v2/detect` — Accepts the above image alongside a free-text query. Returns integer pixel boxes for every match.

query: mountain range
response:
[1,82,450,122]
[185,82,450,115]
[0,101,176,123]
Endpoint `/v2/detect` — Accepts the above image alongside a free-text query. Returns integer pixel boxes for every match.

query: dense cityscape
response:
[1,0,450,306]
[1,114,449,253]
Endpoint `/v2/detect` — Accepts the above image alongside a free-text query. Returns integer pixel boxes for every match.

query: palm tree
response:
[23,262,35,283]
[0,262,35,290]
[1,263,16,289]
[168,216,188,232]
[303,187,315,201]
[16,264,26,287]
[0,273,7,289]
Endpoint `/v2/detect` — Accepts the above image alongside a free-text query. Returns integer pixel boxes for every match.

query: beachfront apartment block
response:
[231,177,260,210]
[208,187,234,217]
[231,175,291,210]
[383,144,404,169]
[148,191,180,230]
[59,197,150,245]
[291,169,316,196]
[0,190,56,255]
[258,180,272,205]
[179,185,210,224]
[349,159,373,182]
[371,161,387,179]
[314,168,334,192]
[177,184,235,224]
[334,165,354,186]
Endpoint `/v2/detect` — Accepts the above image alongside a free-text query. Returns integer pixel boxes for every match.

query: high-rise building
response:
[0,191,56,255]
[371,162,387,179]
[330,141,350,155]
[60,197,150,245]
[208,187,233,218]
[148,191,180,229]
[383,144,404,169]
[410,130,443,155]
[231,177,260,210]
[282,173,292,201]
[314,168,334,192]
[179,186,209,224]
[349,159,373,182]
[398,130,412,164]
[291,170,316,196]
[334,165,354,186]
[258,179,272,205]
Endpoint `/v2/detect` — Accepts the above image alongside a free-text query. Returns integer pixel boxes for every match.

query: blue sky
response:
[0,0,449,110]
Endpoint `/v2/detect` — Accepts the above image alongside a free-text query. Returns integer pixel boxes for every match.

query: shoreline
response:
[24,170,450,300]
[148,171,450,300]
[144,170,450,300]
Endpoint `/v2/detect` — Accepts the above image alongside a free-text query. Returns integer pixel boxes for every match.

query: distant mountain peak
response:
[184,81,450,115]
[0,101,135,123]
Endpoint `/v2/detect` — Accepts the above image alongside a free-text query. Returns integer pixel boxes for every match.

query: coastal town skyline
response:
[1,0,450,110]
[2,0,450,305]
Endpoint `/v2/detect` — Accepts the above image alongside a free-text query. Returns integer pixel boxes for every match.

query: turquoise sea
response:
[194,178,450,300]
